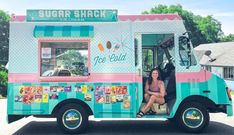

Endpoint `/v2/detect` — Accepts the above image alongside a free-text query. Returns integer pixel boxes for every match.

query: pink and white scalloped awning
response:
[118,14,182,21]
[11,14,182,22]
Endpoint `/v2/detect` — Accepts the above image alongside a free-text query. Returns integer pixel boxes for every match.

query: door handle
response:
[203,90,211,93]
[138,68,141,76]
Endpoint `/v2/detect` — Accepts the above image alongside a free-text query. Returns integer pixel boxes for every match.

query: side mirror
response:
[204,50,216,62]
[179,36,189,45]
[204,50,212,57]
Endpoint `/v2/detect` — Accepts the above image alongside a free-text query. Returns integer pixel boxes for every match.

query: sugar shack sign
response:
[27,10,118,22]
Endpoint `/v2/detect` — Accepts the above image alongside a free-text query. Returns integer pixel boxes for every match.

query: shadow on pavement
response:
[13,120,234,135]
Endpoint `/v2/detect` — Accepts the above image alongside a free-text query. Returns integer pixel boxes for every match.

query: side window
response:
[142,48,153,72]
[40,42,89,77]
[179,37,197,66]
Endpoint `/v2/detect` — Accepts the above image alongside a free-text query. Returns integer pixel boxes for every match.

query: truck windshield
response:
[179,37,197,67]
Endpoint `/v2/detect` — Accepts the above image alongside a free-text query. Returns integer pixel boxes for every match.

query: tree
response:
[143,5,223,46]
[195,15,222,43]
[220,34,234,42]
[0,10,10,65]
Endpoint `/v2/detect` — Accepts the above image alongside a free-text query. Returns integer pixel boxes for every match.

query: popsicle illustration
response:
[113,42,120,52]
[106,41,112,52]
[98,43,104,53]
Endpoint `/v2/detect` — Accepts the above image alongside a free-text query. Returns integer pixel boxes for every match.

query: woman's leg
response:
[141,95,157,113]
[154,97,165,105]
[144,94,156,112]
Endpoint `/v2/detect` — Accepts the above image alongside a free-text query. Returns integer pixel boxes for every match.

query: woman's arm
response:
[145,80,150,94]
[159,81,166,97]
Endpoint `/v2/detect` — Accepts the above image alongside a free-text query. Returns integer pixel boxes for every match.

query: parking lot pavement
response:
[0,98,233,135]
[0,99,56,135]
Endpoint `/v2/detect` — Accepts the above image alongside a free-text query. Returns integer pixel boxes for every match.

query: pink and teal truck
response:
[7,9,233,133]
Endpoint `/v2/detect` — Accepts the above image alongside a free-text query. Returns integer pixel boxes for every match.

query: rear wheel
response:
[57,104,88,134]
[175,102,209,133]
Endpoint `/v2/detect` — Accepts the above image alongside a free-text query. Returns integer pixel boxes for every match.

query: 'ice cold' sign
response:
[94,53,127,66]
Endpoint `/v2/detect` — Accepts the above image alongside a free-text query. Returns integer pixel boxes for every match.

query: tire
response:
[57,103,89,134]
[174,102,209,133]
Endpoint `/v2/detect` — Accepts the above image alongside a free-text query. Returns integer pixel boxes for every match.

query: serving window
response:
[40,41,89,78]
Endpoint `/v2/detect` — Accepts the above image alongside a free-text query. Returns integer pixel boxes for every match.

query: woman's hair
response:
[148,68,161,85]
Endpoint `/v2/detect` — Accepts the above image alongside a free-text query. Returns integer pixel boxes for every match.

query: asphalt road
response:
[1,99,234,135]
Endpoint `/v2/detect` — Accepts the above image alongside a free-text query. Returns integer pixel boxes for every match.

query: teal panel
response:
[53,26,63,37]
[142,34,157,46]
[80,26,90,37]
[22,104,32,115]
[142,34,173,46]
[7,84,14,114]
[44,26,54,37]
[27,10,118,22]
[6,82,176,118]
[62,26,72,37]
[227,105,233,116]
[168,74,232,118]
[33,26,94,38]
[71,27,81,37]
[40,103,49,114]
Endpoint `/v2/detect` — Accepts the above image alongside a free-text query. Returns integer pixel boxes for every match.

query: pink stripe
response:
[9,73,39,82]
[10,71,212,83]
[176,70,212,82]
[118,14,182,21]
[89,73,141,82]
[40,77,89,82]
[11,15,26,22]
[8,73,142,83]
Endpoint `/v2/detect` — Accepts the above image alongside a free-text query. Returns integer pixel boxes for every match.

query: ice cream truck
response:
[7,9,233,133]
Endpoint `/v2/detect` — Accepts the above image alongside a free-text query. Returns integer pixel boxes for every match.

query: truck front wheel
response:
[57,103,88,134]
[175,102,209,133]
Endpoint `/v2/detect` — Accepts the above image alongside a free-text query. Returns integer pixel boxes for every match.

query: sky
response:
[1,0,233,35]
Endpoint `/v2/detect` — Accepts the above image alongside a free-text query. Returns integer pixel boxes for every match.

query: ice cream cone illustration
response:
[113,43,120,52]
[98,43,104,53]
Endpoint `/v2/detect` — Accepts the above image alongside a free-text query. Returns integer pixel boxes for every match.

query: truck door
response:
[135,33,177,115]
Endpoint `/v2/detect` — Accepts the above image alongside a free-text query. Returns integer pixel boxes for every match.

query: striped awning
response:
[33,25,94,38]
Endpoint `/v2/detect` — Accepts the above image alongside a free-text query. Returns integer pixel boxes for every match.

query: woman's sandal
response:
[137,111,145,118]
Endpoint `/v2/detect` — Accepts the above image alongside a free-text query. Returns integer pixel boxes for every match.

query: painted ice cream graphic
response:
[98,42,104,53]
[113,42,120,52]
[106,41,112,52]
[113,35,132,52]
[95,86,105,103]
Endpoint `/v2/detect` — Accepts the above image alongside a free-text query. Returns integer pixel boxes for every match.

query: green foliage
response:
[143,4,223,46]
[195,15,222,43]
[0,70,8,86]
[0,10,10,65]
[56,49,88,76]
[0,69,8,97]
[0,10,10,21]
[220,34,234,42]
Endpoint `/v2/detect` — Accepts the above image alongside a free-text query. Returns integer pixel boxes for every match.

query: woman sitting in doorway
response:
[137,68,166,118]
